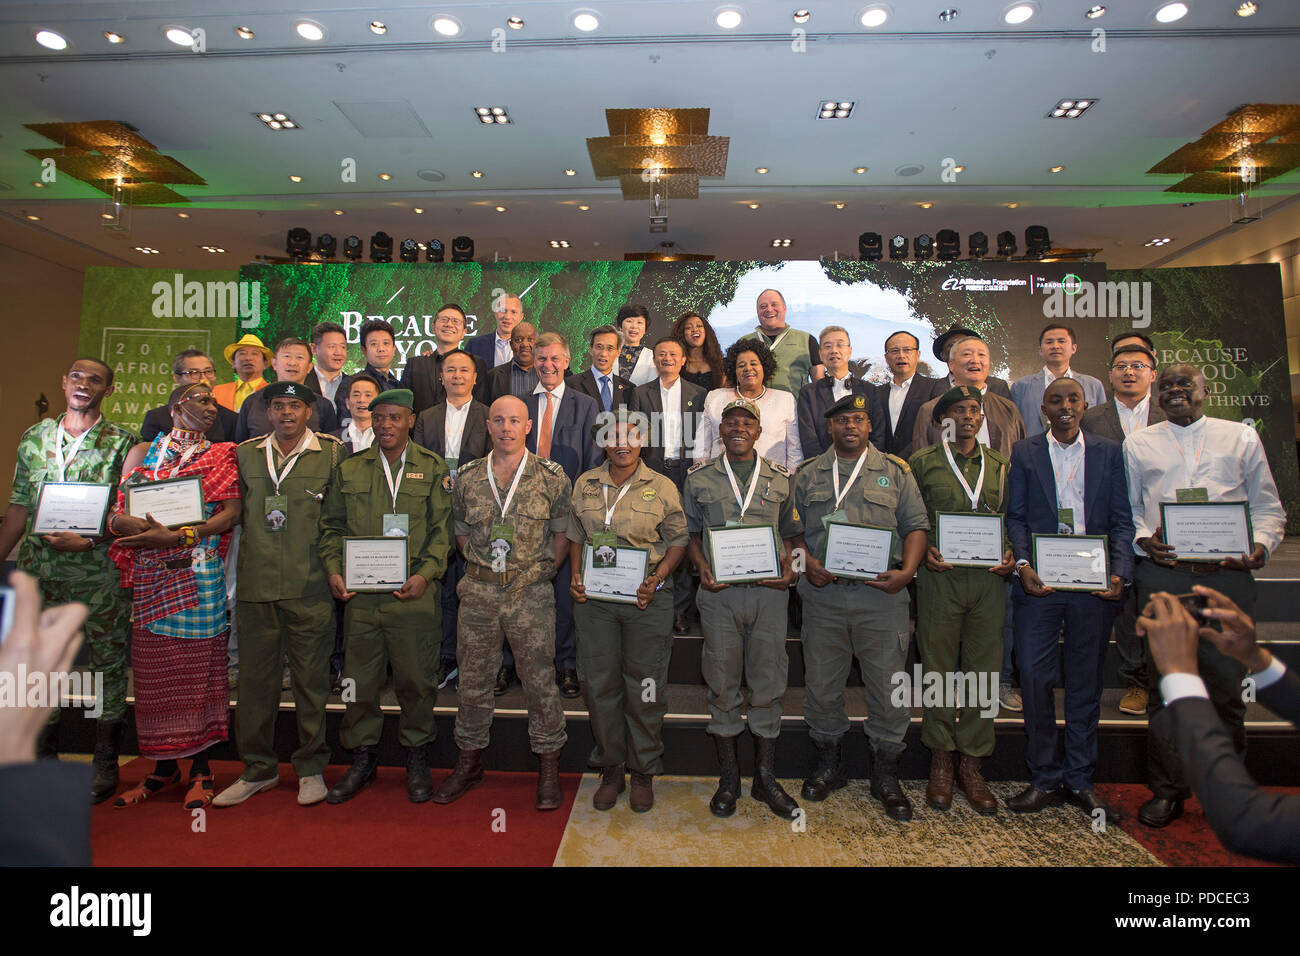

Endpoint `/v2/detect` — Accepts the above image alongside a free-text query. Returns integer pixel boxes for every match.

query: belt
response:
[1140,557,1223,575]
[664,457,683,466]
[465,562,521,587]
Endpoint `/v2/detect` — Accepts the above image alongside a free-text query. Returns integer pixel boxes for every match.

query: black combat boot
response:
[406,745,433,803]
[800,736,846,802]
[751,733,799,820]
[869,744,913,821]
[91,720,126,804]
[709,735,741,818]
[325,746,378,804]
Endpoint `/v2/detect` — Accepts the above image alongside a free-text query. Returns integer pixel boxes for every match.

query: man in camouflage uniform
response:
[0,358,136,802]
[433,395,573,811]
[791,392,929,821]
[683,399,801,820]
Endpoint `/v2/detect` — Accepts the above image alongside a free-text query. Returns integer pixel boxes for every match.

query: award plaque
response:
[582,544,649,604]
[344,536,409,592]
[1160,501,1253,562]
[823,521,895,580]
[707,524,781,584]
[935,512,1004,568]
[32,482,112,535]
[1031,534,1110,592]
[125,475,206,529]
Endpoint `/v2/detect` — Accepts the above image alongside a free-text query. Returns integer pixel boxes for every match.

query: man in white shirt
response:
[309,322,349,406]
[332,375,379,453]
[1010,324,1107,438]
[796,326,873,459]
[1123,363,1287,829]
[466,294,522,370]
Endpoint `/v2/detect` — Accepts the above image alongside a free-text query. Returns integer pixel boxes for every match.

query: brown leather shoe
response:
[536,751,562,810]
[431,748,484,805]
[593,764,625,811]
[629,771,654,813]
[956,754,998,815]
[925,750,954,811]
[1118,684,1148,716]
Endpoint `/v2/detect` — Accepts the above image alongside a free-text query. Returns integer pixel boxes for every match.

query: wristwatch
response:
[1013,559,1030,578]
[654,575,666,591]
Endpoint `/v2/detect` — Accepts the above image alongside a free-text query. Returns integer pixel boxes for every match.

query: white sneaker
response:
[298,774,328,806]
[213,775,279,807]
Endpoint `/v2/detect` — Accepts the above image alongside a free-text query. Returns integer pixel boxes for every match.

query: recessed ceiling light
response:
[369,21,388,35]
[1006,201,1020,208]
[508,16,526,29]
[834,202,846,209]
[100,213,116,220]
[1003,3,1037,24]
[748,203,760,210]
[793,10,812,24]
[1154,2,1188,23]
[177,211,191,218]
[474,106,512,125]
[163,26,194,46]
[549,239,572,248]
[938,8,960,22]
[432,16,462,37]
[296,21,326,41]
[1236,1,1258,14]
[289,175,303,183]
[854,166,868,174]
[413,207,424,214]
[1084,4,1106,17]
[200,245,227,254]
[103,31,125,44]
[715,8,743,29]
[564,168,577,176]
[770,238,793,247]
[379,172,393,181]
[1046,97,1098,119]
[495,206,507,213]
[1144,236,1173,246]
[25,214,40,221]
[235,26,255,40]
[471,170,484,178]
[333,209,344,215]
[1049,165,1064,172]
[134,246,161,254]
[953,165,966,173]
[577,204,591,211]
[755,167,769,175]
[919,202,933,209]
[573,12,600,31]
[817,100,855,120]
[860,5,890,27]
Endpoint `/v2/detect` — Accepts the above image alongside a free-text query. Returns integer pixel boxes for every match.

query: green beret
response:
[721,398,760,421]
[932,385,983,423]
[824,392,870,419]
[369,388,414,411]
[261,380,312,405]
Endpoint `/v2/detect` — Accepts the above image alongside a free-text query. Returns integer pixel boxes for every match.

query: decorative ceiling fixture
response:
[474,106,511,125]
[255,112,300,131]
[586,107,730,200]
[1147,103,1300,200]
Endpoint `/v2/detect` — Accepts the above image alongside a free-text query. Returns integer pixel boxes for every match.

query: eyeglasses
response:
[178,367,216,379]
[1111,363,1152,373]
[884,347,917,357]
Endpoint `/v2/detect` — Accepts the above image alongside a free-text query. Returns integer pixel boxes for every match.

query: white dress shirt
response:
[1161,657,1287,704]
[660,378,683,459]
[1046,429,1087,532]
[316,368,345,406]
[1122,415,1287,555]
[493,333,513,368]
[346,421,374,451]
[888,375,914,432]
[831,374,853,402]
[694,386,802,471]
[443,398,472,461]
[532,378,566,406]
[1116,395,1151,439]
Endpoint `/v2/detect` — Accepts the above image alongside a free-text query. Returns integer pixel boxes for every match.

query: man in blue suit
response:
[519,332,601,698]
[1005,377,1133,822]
[1010,324,1107,438]
[465,293,522,370]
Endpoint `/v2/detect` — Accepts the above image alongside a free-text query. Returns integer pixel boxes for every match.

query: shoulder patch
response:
[766,460,790,476]
[316,431,343,444]
[885,453,911,473]
[686,459,711,475]
[538,457,565,476]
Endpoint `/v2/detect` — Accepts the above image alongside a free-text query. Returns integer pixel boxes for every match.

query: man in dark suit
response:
[465,292,522,370]
[797,325,874,460]
[333,319,403,423]
[632,335,707,633]
[520,332,600,699]
[234,338,338,441]
[400,305,488,414]
[567,324,635,412]
[140,349,238,442]
[482,323,539,407]
[305,321,349,408]
[933,327,1011,400]
[1005,377,1133,822]
[868,329,943,457]
[1140,587,1300,864]
[1081,342,1165,716]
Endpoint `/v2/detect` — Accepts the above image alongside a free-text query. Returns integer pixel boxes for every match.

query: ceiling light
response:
[919,201,933,209]
[413,207,424,214]
[25,214,40,221]
[333,209,344,215]
[756,167,769,174]
[1006,201,1020,208]
[549,239,572,248]
[379,172,393,181]
[31,182,44,188]
[860,5,890,27]
[258,113,272,122]
[255,112,300,131]
[1046,97,1097,119]
[177,212,190,218]
[573,12,600,31]
[834,202,846,209]
[793,10,812,24]
[953,165,965,173]
[1084,4,1106,17]
[163,26,193,47]
[100,213,116,220]
[1154,2,1188,22]
[564,168,577,176]
[1049,165,1064,173]
[508,17,526,29]
[817,100,855,120]
[715,8,743,29]
[854,166,868,174]
[432,16,462,37]
[268,122,282,130]
[1003,3,1036,24]
[471,170,484,178]
[200,245,226,254]
[770,238,793,247]
[289,175,303,183]
[938,8,960,21]
[475,106,511,125]
[103,31,125,44]
[494,115,509,124]
[1235,1,1258,14]
[1144,236,1173,246]
[748,203,760,209]
[296,21,326,41]
[495,206,507,213]
[282,121,296,129]
[577,204,591,211]
[369,21,388,34]
[235,26,255,40]
[134,247,160,254]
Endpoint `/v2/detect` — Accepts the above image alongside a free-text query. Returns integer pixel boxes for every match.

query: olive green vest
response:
[742,326,813,394]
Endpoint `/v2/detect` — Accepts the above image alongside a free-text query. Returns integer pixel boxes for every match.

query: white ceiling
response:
[1,0,1299,271]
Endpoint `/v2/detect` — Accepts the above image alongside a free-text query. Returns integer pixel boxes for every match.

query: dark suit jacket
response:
[400,349,489,415]
[910,390,1026,458]
[412,400,492,463]
[1166,670,1300,865]
[868,375,945,457]
[0,762,92,866]
[1080,397,1166,444]
[796,377,875,460]
[483,361,538,407]
[1006,432,1134,583]
[140,403,239,443]
[567,368,635,412]
[234,393,338,443]
[466,331,510,369]
[303,368,348,403]
[630,377,707,476]
[525,387,601,482]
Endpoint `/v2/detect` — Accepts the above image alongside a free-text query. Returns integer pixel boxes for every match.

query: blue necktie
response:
[600,375,612,412]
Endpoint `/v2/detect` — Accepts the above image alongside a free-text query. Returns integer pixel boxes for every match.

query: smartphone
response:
[0,586,12,645]
[1175,592,1208,617]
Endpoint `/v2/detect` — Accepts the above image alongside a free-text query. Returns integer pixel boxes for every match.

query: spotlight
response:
[426,239,445,262]
[858,232,882,261]
[888,235,908,260]
[451,235,475,263]
[342,235,363,260]
[369,231,393,263]
[968,231,989,258]
[936,229,960,260]
[996,230,1017,258]
[913,234,934,260]
[315,233,337,258]
[285,227,311,257]
[399,237,420,263]
[1025,225,1052,258]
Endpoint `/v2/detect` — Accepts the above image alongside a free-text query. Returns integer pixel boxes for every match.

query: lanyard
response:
[1171,427,1206,484]
[54,417,99,482]
[445,402,469,460]
[602,480,633,529]
[721,455,762,521]
[486,451,527,519]
[1049,437,1085,501]
[764,328,790,353]
[379,447,408,511]
[832,452,870,510]
[266,432,313,495]
[157,434,203,478]
[943,442,986,510]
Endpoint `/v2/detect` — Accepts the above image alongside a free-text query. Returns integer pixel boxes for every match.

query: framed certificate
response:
[582,543,649,604]
[344,536,409,592]
[824,521,895,580]
[708,524,781,584]
[936,512,1004,568]
[1160,501,1253,563]
[32,482,112,535]
[1032,534,1110,592]
[125,475,206,529]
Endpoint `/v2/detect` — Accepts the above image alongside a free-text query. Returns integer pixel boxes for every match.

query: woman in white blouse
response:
[692,338,802,470]
[616,304,658,386]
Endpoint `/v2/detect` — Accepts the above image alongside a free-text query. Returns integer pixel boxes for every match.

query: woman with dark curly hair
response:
[693,338,802,470]
[671,312,726,392]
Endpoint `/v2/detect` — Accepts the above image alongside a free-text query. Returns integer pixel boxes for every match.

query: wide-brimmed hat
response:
[224,333,273,366]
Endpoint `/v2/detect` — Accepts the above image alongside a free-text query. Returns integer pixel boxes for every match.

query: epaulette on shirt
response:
[537,457,565,476]
[458,456,487,475]
[686,458,712,475]
[885,453,911,473]
[766,460,791,476]
[796,457,818,473]
[237,435,262,446]
[316,431,343,444]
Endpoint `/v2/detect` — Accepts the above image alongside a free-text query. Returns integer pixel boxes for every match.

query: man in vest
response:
[740,288,825,395]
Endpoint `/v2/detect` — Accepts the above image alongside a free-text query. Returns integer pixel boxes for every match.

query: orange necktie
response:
[537,392,554,459]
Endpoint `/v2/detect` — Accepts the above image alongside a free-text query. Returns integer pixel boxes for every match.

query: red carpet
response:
[1096,783,1293,867]
[92,759,577,867]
